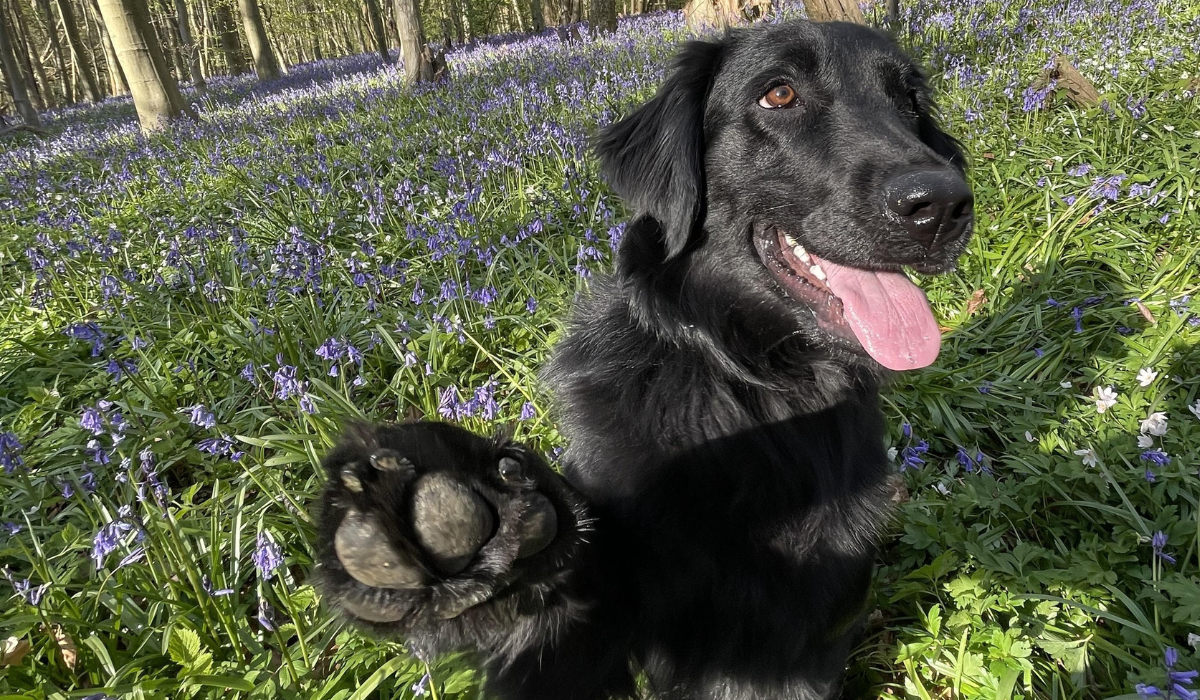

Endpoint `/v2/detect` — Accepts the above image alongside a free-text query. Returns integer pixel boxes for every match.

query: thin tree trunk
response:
[0,0,40,124]
[212,2,244,74]
[507,0,522,31]
[589,0,613,31]
[8,0,46,108]
[884,0,897,25]
[300,0,320,59]
[95,0,193,131]
[529,0,542,31]
[235,0,278,78]
[363,0,388,60]
[89,0,128,92]
[393,0,427,84]
[55,0,102,99]
[33,0,69,102]
[173,0,203,89]
[801,0,863,22]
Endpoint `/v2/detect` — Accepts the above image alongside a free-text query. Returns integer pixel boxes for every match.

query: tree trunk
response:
[0,1,41,125]
[212,2,245,74]
[89,0,130,93]
[173,0,203,89]
[235,0,278,79]
[32,0,70,102]
[95,0,194,131]
[55,0,103,99]
[801,0,863,22]
[8,0,47,109]
[363,0,389,60]
[529,0,542,31]
[393,0,427,85]
[884,0,897,25]
[507,0,522,31]
[588,0,614,31]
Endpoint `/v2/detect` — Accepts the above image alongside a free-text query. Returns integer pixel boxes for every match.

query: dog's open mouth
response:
[753,224,941,371]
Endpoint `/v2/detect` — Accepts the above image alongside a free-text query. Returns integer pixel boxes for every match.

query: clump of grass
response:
[1,2,1198,699]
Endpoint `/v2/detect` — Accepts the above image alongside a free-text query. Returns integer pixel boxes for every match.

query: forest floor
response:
[2,1,1200,698]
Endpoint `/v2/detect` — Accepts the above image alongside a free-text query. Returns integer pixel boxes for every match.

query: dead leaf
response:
[982,152,996,160]
[43,625,76,671]
[966,289,987,316]
[938,325,954,333]
[0,637,31,667]
[888,474,910,504]
[1136,301,1157,326]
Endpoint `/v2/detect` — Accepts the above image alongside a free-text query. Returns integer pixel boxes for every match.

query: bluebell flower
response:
[1141,449,1171,466]
[0,431,24,473]
[187,404,217,429]
[1152,532,1176,565]
[253,532,285,580]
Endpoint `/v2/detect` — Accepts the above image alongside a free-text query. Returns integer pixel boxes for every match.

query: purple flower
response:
[13,578,48,606]
[520,402,537,420]
[1046,298,1062,308]
[202,575,234,597]
[92,520,135,568]
[257,599,276,631]
[1152,531,1176,565]
[1141,449,1171,466]
[64,322,108,356]
[253,532,285,579]
[2,522,21,536]
[1067,164,1092,176]
[316,337,345,361]
[526,297,538,314]
[900,441,929,471]
[187,404,216,429]
[1072,306,1084,333]
[0,431,24,473]
[412,672,431,696]
[1089,174,1127,202]
[80,406,106,435]
[273,364,304,400]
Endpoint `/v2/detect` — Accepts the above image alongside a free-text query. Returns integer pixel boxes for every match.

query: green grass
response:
[1,2,1199,698]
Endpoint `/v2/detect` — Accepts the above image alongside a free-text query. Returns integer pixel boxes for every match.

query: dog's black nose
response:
[882,170,973,249]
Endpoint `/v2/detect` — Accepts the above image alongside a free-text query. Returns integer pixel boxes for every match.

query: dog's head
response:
[596,21,973,373]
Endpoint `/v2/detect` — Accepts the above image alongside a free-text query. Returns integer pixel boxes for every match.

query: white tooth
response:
[792,245,810,263]
[810,264,826,281]
[783,233,798,247]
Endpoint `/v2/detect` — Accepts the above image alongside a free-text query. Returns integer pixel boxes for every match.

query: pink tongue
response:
[820,260,941,370]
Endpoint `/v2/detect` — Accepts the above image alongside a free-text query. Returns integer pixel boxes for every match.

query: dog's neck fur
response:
[544,233,888,503]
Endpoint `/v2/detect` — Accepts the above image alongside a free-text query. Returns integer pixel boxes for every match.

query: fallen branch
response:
[0,123,49,138]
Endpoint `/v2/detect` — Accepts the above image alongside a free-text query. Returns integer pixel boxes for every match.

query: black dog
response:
[313,19,973,700]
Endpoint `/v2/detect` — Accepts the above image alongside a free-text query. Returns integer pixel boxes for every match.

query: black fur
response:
[313,20,972,700]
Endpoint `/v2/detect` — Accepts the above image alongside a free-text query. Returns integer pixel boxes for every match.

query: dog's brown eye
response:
[759,85,797,109]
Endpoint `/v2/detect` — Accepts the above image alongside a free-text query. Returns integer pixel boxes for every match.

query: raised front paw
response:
[313,421,587,631]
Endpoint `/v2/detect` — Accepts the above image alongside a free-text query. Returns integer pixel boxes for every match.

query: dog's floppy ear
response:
[595,39,724,260]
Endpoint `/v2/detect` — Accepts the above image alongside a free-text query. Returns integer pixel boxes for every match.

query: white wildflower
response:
[1189,632,1200,649]
[1189,400,1200,420]
[1025,431,1035,443]
[1137,434,1154,448]
[887,447,898,462]
[1093,386,1119,414]
[1074,448,1098,467]
[1140,412,1168,436]
[1136,368,1158,386]
[1060,380,1073,388]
